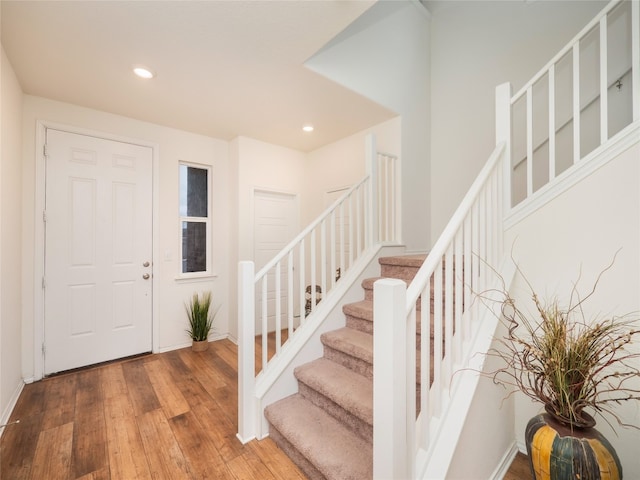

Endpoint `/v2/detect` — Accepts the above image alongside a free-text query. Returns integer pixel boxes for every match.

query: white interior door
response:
[253,190,298,333]
[44,129,153,374]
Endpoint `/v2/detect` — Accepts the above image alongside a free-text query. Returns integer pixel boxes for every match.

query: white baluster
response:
[573,42,581,163]
[600,16,608,145]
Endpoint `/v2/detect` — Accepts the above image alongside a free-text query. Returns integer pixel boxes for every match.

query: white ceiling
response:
[1,0,397,152]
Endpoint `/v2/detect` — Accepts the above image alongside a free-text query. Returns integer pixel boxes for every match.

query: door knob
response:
[143,261,150,267]
[142,273,150,280]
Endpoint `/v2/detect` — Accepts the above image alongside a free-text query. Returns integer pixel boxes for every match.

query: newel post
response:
[237,261,256,444]
[373,278,408,479]
[495,82,512,215]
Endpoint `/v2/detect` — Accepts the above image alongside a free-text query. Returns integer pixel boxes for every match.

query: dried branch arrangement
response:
[483,254,640,429]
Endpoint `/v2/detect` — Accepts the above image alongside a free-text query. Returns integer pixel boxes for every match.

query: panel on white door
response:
[253,191,298,333]
[44,129,153,374]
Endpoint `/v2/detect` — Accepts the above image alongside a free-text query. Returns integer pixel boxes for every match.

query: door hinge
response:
[43,144,49,158]
[42,210,47,223]
[42,343,46,355]
[42,276,46,289]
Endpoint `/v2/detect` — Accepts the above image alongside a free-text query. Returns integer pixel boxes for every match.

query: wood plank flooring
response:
[1,337,531,479]
[504,452,530,480]
[0,340,305,480]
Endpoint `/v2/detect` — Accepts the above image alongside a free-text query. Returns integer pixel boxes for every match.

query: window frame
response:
[178,161,212,279]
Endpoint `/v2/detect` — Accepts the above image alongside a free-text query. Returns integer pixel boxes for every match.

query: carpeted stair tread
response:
[321,327,373,363]
[362,276,409,289]
[265,394,373,480]
[343,299,426,337]
[343,300,373,321]
[379,254,427,284]
[378,254,427,268]
[362,276,411,302]
[295,358,373,426]
[264,252,437,478]
[322,328,374,379]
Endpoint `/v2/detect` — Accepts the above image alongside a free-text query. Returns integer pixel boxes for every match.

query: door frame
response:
[33,120,160,380]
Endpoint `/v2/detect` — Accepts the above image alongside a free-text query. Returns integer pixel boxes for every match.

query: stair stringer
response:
[254,244,406,440]
[417,257,517,480]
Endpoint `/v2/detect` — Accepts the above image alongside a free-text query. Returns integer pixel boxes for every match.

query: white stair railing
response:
[373,81,511,478]
[510,0,639,206]
[373,138,507,479]
[238,134,401,443]
[374,1,639,477]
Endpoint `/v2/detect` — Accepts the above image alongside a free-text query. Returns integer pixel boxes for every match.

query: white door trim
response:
[33,120,160,380]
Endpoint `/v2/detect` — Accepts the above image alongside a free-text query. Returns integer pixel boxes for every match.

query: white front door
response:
[44,129,153,374]
[253,190,298,333]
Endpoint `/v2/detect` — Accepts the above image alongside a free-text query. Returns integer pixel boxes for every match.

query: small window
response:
[179,163,210,274]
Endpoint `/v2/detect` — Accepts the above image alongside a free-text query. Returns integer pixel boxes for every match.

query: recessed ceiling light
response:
[302,125,314,132]
[133,66,155,79]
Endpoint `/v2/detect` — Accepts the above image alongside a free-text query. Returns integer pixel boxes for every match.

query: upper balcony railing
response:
[509,0,639,207]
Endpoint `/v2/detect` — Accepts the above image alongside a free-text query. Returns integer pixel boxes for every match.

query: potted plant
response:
[485,258,640,480]
[185,291,218,352]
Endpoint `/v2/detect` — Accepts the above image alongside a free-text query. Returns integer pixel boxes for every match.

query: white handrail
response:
[254,176,369,281]
[511,0,622,103]
[406,142,505,307]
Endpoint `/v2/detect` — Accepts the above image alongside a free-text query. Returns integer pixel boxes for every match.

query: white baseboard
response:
[490,441,520,480]
[0,380,25,439]
[154,333,233,354]
[155,342,191,354]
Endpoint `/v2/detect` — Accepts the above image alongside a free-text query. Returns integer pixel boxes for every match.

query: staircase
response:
[242,5,639,477]
[264,255,425,480]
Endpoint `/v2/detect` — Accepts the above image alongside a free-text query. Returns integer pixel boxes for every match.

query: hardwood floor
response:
[504,452,531,479]
[0,340,305,480]
[1,337,530,479]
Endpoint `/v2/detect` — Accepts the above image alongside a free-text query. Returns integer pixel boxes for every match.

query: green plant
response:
[485,256,640,429]
[185,291,217,342]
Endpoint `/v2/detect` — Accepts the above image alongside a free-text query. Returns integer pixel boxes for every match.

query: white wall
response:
[505,142,640,477]
[305,1,430,253]
[446,326,515,479]
[228,136,307,341]
[21,95,231,379]
[16,97,399,377]
[430,0,608,242]
[235,136,307,263]
[227,121,403,340]
[303,117,401,226]
[1,47,24,425]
